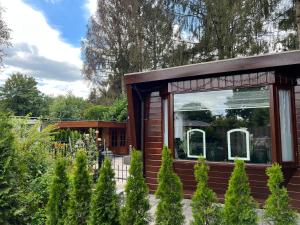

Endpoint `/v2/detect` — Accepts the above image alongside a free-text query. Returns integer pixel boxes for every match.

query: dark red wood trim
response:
[126,85,137,148]
[168,94,174,153]
[270,85,280,163]
[57,121,126,129]
[125,51,300,85]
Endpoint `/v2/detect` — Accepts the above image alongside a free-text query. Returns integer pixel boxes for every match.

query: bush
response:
[89,157,120,225]
[121,150,150,225]
[83,105,109,120]
[190,157,221,225]
[0,113,17,225]
[264,164,298,225]
[223,160,258,225]
[66,150,92,225]
[155,146,184,225]
[46,158,69,225]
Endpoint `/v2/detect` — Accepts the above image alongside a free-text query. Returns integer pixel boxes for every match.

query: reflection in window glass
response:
[174,86,272,164]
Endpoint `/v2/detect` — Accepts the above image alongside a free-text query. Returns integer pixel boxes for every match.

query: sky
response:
[1,0,97,98]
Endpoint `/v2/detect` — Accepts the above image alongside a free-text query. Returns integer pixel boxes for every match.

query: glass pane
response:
[279,90,294,162]
[174,86,272,164]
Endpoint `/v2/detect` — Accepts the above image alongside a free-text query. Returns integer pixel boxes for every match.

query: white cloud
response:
[0,0,89,98]
[84,0,97,17]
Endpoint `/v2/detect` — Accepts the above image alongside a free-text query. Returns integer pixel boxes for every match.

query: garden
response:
[0,113,298,225]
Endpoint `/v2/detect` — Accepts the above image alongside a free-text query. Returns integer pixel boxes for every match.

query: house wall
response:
[294,78,300,165]
[142,72,298,205]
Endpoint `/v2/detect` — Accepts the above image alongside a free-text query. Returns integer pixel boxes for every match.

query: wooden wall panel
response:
[295,78,300,165]
[144,91,163,192]
[168,72,276,93]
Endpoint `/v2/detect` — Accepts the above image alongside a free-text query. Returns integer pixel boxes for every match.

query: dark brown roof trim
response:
[124,50,300,85]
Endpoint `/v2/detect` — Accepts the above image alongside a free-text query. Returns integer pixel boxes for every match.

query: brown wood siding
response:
[144,91,163,192]
[169,72,275,92]
[295,78,300,164]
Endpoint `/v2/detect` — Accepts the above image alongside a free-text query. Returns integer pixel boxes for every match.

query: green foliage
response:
[104,96,128,122]
[49,94,90,120]
[121,150,150,225]
[0,73,49,116]
[46,158,69,225]
[223,160,258,225]
[12,118,55,224]
[83,105,109,120]
[0,113,17,225]
[82,0,174,101]
[66,150,92,225]
[155,146,184,225]
[190,157,221,225]
[89,157,120,225]
[263,164,298,225]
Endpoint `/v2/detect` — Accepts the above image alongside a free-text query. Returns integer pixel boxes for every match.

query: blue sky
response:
[24,0,87,47]
[1,0,97,98]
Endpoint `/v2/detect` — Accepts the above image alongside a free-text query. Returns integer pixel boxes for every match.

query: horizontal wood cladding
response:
[168,72,296,93]
[295,78,300,164]
[144,91,163,189]
[168,72,275,93]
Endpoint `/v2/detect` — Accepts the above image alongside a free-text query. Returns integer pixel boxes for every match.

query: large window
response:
[174,86,272,164]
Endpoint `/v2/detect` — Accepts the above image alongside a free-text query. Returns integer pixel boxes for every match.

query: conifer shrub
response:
[46,158,69,225]
[120,150,150,225]
[155,146,184,225]
[89,156,120,225]
[0,113,17,225]
[264,164,298,225]
[190,157,221,225]
[223,160,258,225]
[66,150,92,225]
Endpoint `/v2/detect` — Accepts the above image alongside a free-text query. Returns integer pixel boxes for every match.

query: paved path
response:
[147,195,300,225]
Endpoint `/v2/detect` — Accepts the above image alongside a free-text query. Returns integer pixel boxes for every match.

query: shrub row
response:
[46,146,298,225]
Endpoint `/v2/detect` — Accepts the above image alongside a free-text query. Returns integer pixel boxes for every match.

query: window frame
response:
[168,83,297,165]
[227,128,250,161]
[187,128,207,158]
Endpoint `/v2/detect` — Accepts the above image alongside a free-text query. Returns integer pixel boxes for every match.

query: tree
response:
[66,150,92,225]
[0,4,10,63]
[190,157,221,225]
[104,96,128,122]
[0,73,49,116]
[120,150,150,225]
[89,157,120,225]
[263,164,298,225]
[49,94,90,120]
[11,117,55,225]
[83,105,109,120]
[155,146,184,225]
[46,158,69,225]
[223,160,258,225]
[0,113,17,225]
[82,0,174,101]
[173,0,282,61]
[297,0,300,46]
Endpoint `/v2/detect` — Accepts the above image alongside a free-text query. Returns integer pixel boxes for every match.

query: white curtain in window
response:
[279,90,294,162]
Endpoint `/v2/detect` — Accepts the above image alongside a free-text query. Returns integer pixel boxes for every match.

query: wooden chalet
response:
[125,50,300,211]
[57,120,130,155]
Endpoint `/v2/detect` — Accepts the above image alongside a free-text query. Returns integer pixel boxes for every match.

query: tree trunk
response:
[296,0,300,48]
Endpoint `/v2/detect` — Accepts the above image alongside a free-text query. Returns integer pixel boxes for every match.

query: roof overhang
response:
[124,50,300,85]
[56,120,127,129]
